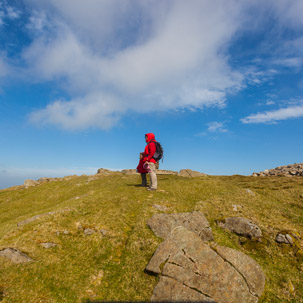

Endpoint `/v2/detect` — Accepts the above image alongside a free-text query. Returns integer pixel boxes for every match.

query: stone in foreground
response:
[147,211,213,241]
[217,217,262,239]
[0,248,33,264]
[146,226,265,303]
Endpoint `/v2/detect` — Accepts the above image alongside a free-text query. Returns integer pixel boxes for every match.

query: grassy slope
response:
[0,173,303,303]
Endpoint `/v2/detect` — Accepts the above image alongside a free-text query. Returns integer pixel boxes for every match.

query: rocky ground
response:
[252,163,303,177]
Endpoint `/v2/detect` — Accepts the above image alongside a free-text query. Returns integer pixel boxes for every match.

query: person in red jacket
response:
[142,133,158,190]
[136,152,148,187]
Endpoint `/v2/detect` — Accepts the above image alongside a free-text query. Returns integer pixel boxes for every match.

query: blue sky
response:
[0,0,302,189]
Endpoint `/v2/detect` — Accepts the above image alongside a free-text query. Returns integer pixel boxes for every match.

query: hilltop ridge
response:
[0,168,303,302]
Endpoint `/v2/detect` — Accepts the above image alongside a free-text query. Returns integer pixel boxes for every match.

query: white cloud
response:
[22,0,245,129]
[272,57,302,69]
[207,121,228,133]
[29,92,123,130]
[241,103,303,124]
[269,0,303,28]
[0,10,4,26]
[27,10,48,33]
[0,52,11,80]
[6,6,21,19]
[0,0,299,130]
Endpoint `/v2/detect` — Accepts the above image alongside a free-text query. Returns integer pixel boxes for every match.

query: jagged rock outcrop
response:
[178,169,206,177]
[217,217,262,239]
[147,212,213,241]
[0,248,33,263]
[146,226,265,302]
[252,163,303,177]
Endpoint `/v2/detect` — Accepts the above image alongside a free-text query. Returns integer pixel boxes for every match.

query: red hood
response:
[145,133,155,143]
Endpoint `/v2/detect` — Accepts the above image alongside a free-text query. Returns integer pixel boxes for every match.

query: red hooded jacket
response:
[143,133,157,164]
[137,133,157,173]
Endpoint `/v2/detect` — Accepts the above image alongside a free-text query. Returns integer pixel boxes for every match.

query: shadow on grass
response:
[83,301,215,303]
[126,184,149,187]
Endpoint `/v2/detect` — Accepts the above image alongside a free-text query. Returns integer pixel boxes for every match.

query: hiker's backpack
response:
[152,141,164,161]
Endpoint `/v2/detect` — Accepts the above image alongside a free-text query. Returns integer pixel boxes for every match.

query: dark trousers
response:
[141,173,147,186]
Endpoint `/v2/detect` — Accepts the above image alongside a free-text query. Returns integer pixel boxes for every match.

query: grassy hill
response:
[1,172,303,303]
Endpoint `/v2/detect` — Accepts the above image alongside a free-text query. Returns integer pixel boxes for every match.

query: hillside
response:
[1,171,303,302]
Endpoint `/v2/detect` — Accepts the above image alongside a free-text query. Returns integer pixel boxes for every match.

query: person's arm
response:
[146,142,156,162]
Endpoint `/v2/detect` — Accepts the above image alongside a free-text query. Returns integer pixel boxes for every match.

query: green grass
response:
[1,173,303,302]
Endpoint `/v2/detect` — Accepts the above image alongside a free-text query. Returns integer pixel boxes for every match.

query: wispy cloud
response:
[266,100,275,105]
[241,103,303,124]
[207,121,228,133]
[6,6,21,19]
[197,121,228,136]
[0,2,21,25]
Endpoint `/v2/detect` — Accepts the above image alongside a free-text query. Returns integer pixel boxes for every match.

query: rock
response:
[37,177,51,183]
[63,175,78,180]
[152,204,169,212]
[217,217,262,239]
[245,189,255,196]
[232,204,242,212]
[147,211,213,241]
[178,169,206,177]
[276,233,288,244]
[100,229,108,236]
[76,222,83,230]
[40,242,57,249]
[146,226,265,302]
[97,168,111,174]
[151,276,215,302]
[156,170,178,175]
[84,228,95,235]
[17,209,70,227]
[56,230,70,235]
[24,179,39,188]
[0,248,33,263]
[253,163,303,177]
[285,234,294,245]
[275,232,294,245]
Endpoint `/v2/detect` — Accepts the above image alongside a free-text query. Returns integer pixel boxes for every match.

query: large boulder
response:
[217,217,262,239]
[178,169,206,177]
[147,211,213,241]
[146,226,265,303]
